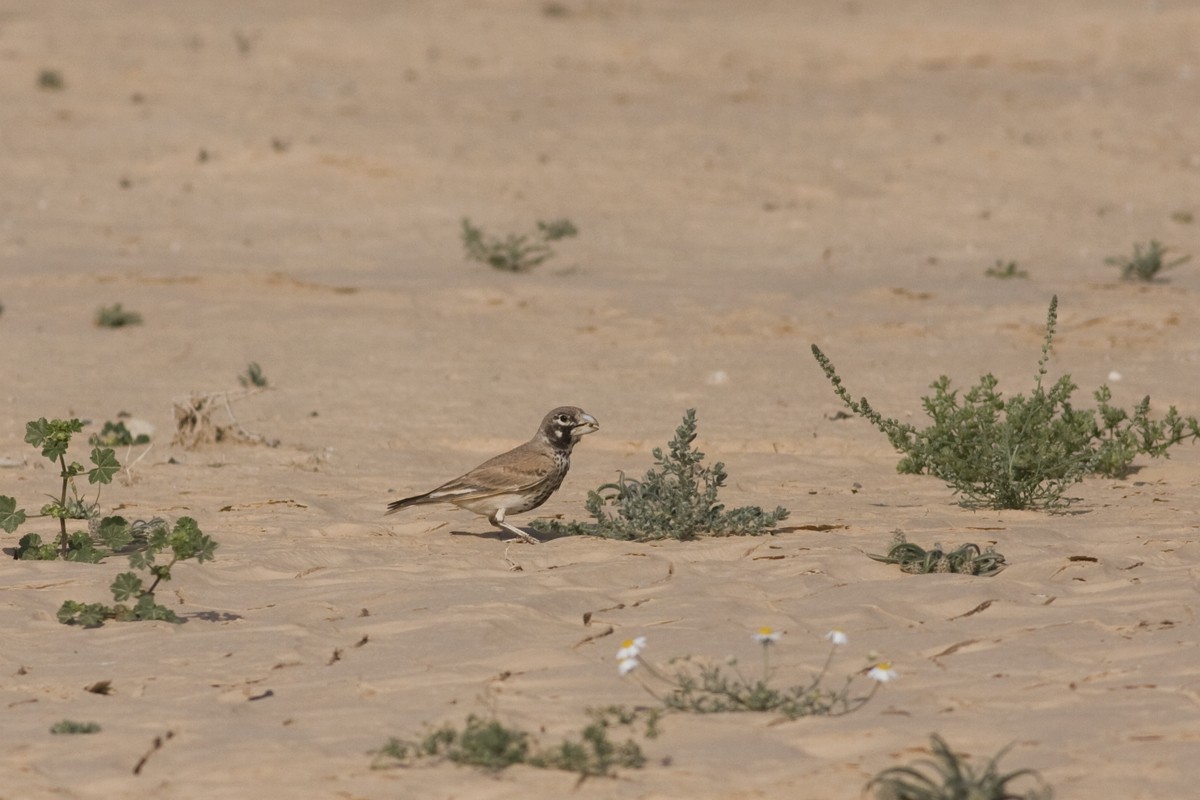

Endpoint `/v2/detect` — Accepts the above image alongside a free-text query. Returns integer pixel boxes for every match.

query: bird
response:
[385,406,599,544]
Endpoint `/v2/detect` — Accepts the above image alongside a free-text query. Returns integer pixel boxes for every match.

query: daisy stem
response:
[631,656,673,697]
[629,661,666,702]
[834,678,880,716]
[816,643,837,682]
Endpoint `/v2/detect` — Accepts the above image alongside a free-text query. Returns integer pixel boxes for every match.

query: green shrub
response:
[811,296,1200,509]
[534,409,788,540]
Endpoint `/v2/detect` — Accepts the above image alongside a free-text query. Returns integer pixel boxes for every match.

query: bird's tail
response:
[385,491,435,515]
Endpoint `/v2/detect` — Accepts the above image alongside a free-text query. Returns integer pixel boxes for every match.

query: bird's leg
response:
[489,510,540,545]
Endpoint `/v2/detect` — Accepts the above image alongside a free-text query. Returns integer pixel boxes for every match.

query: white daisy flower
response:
[825,629,848,646]
[616,636,646,661]
[752,626,782,645]
[868,661,898,683]
[618,657,639,676]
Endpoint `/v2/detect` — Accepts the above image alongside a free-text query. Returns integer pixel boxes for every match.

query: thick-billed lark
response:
[386,406,599,544]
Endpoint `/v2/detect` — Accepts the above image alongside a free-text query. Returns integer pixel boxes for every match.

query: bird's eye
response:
[557,414,571,425]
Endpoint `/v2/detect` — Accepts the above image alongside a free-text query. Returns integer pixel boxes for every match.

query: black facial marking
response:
[546,413,577,450]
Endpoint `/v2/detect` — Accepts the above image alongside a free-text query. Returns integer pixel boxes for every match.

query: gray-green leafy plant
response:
[461,217,578,272]
[238,362,268,388]
[373,706,652,778]
[534,409,788,540]
[811,296,1200,509]
[50,720,100,735]
[625,631,885,720]
[868,734,1052,800]
[95,303,142,327]
[1106,240,1189,282]
[869,531,1006,576]
[57,517,218,627]
[985,260,1027,279]
[2,418,121,560]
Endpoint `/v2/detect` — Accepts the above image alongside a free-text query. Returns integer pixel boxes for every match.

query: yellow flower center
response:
[622,639,636,648]
[757,627,775,636]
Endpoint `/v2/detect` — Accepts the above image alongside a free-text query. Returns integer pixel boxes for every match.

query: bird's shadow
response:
[448,526,567,544]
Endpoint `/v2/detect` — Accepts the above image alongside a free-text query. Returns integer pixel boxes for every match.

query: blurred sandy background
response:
[2,2,1199,798]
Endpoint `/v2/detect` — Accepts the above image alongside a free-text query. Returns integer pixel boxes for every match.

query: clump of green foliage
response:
[58,517,218,627]
[89,419,150,447]
[626,631,886,720]
[534,409,788,541]
[985,260,1027,279]
[95,303,142,327]
[868,734,1052,800]
[461,217,578,272]
[37,69,65,90]
[1106,240,1189,282]
[869,531,1006,576]
[660,658,871,718]
[2,418,121,560]
[811,296,1200,509]
[50,720,101,735]
[238,362,268,388]
[373,706,653,778]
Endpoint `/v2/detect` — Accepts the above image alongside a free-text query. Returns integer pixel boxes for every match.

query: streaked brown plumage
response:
[385,406,599,544]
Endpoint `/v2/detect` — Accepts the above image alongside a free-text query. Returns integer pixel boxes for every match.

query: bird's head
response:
[540,406,599,448]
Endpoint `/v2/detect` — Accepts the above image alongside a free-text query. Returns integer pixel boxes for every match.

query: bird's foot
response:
[495,520,541,545]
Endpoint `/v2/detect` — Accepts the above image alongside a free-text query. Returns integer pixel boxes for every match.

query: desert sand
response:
[2,2,1199,798]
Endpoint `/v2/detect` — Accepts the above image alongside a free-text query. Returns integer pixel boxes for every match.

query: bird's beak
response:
[576,413,599,435]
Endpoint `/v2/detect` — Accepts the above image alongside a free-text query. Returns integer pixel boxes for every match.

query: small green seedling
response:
[50,720,100,735]
[2,418,120,560]
[868,734,1052,800]
[95,303,143,327]
[461,217,578,272]
[1106,240,1189,282]
[237,362,268,388]
[984,260,1027,279]
[37,69,65,90]
[869,531,1006,576]
[534,409,788,540]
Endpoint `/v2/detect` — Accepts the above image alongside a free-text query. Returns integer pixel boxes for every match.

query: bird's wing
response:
[427,447,556,500]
